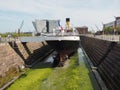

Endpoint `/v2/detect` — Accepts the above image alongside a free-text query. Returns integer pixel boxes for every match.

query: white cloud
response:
[0,0,120,32]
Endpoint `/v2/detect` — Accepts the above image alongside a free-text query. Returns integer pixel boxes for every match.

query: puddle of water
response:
[78,48,85,64]
[45,56,54,63]
[43,51,58,63]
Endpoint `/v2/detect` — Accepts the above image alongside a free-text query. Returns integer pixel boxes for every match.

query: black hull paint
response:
[47,40,80,53]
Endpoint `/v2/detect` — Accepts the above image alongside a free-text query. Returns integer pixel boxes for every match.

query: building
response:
[103,16,120,34]
[32,19,60,34]
[103,17,120,29]
[75,26,88,34]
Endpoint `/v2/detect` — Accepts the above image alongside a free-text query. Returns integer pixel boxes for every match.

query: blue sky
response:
[0,0,120,33]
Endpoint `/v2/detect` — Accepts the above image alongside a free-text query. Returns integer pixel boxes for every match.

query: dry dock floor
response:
[7,48,100,90]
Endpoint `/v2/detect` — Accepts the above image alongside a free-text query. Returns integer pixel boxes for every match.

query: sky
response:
[0,0,120,33]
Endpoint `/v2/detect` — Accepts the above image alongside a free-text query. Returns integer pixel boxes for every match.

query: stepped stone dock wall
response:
[81,36,120,90]
[0,41,51,88]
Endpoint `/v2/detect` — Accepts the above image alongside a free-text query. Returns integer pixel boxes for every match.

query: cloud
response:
[0,0,120,32]
[0,0,119,14]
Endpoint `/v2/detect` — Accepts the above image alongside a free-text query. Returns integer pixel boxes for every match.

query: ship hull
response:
[47,40,80,66]
[47,40,79,52]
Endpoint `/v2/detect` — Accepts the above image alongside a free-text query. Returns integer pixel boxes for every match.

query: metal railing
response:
[83,34,120,42]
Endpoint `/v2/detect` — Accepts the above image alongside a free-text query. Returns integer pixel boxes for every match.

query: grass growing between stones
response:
[7,53,99,90]
[0,67,25,88]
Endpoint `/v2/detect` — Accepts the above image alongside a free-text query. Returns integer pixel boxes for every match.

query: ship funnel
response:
[66,18,70,29]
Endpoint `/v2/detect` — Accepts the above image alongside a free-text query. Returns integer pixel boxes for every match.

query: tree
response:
[103,27,113,34]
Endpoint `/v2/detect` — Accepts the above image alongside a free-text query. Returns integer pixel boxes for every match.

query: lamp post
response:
[113,16,117,40]
[102,22,105,40]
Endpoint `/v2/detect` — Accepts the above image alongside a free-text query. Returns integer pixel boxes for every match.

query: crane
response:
[18,20,24,37]
[95,25,100,31]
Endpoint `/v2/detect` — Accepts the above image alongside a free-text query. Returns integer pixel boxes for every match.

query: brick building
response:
[75,26,88,34]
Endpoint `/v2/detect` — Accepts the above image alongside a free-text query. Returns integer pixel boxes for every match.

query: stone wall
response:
[22,42,51,65]
[0,41,51,88]
[0,43,24,77]
[25,42,43,54]
[81,36,120,90]
[15,41,29,60]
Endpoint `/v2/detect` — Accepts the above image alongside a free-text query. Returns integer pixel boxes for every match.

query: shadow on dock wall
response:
[80,36,120,90]
[0,41,52,88]
[9,42,52,65]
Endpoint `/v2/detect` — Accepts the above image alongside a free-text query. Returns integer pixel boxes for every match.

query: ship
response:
[22,18,80,66]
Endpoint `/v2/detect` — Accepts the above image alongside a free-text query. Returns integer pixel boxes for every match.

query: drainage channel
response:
[81,47,108,90]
